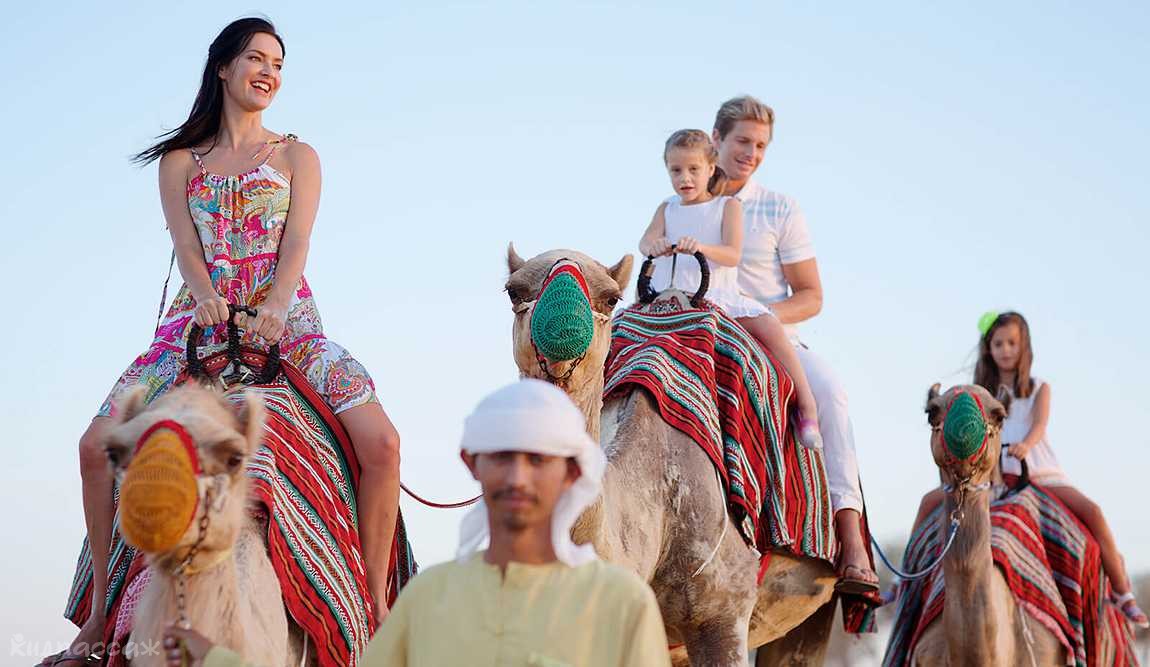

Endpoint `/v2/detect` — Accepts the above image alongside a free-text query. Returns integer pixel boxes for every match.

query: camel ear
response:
[114,386,150,424]
[925,383,942,426]
[606,254,634,291]
[507,243,526,275]
[236,391,266,455]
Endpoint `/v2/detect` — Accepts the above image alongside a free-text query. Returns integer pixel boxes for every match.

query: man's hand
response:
[162,625,214,667]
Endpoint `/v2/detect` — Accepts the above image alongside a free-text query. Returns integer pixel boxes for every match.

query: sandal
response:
[796,417,822,450]
[1113,591,1150,629]
[835,563,880,595]
[39,648,105,667]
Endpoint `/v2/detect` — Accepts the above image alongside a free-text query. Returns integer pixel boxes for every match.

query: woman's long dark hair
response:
[134,18,285,165]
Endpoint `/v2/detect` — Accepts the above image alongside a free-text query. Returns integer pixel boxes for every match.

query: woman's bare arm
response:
[249,141,321,341]
[159,151,228,326]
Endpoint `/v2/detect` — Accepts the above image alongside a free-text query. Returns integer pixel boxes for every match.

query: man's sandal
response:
[1113,591,1150,628]
[834,563,880,595]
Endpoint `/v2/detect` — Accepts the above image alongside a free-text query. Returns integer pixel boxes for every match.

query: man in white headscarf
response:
[364,379,671,666]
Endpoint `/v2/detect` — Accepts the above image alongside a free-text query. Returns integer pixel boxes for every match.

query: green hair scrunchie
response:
[530,273,595,361]
[943,392,987,460]
[978,311,1000,337]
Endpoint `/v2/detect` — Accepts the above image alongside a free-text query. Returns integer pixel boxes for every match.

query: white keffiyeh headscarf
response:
[457,379,605,567]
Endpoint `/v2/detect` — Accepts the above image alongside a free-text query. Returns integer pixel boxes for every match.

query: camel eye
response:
[505,287,520,303]
[105,446,123,467]
[606,296,620,308]
[226,453,245,471]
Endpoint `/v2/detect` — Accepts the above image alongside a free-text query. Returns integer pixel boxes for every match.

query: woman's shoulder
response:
[276,134,318,168]
[158,148,198,182]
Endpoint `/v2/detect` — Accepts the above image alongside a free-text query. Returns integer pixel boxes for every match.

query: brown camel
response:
[910,383,1065,666]
[103,384,299,667]
[505,246,837,667]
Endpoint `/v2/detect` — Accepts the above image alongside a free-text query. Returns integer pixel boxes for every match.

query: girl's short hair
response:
[974,311,1035,399]
[713,95,775,141]
[664,129,727,196]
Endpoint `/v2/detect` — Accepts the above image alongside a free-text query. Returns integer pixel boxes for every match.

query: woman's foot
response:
[37,613,106,666]
[1113,591,1150,628]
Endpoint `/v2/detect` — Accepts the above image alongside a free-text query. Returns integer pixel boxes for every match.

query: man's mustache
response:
[492,488,538,504]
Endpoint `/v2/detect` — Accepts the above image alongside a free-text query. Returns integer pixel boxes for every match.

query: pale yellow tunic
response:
[364,553,671,667]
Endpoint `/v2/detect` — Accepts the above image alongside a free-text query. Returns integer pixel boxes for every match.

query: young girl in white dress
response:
[979,312,1146,626]
[638,129,821,448]
[909,311,1147,625]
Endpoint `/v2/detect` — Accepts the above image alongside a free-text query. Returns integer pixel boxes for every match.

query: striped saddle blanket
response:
[883,485,1137,667]
[64,355,417,667]
[604,301,836,563]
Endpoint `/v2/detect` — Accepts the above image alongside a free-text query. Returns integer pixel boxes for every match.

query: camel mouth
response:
[119,420,203,554]
[529,260,595,362]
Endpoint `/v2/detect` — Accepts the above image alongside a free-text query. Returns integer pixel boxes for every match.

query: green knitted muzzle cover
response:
[943,392,987,460]
[530,265,595,362]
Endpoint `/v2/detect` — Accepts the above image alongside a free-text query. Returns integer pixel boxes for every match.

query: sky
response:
[2,1,1147,661]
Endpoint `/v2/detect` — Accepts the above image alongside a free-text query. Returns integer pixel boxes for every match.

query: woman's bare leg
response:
[336,402,401,626]
[41,418,115,666]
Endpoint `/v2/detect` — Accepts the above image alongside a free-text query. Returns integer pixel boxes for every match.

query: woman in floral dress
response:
[51,18,400,665]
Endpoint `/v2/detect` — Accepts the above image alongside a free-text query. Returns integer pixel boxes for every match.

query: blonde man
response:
[713,95,877,593]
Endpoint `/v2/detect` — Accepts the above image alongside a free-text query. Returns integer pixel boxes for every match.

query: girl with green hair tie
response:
[911,312,1147,627]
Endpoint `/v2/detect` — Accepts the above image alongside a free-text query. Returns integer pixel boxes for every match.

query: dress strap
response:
[257,133,298,166]
[189,148,208,175]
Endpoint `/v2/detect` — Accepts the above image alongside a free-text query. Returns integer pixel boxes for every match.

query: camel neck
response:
[941,488,1007,665]
[567,372,604,441]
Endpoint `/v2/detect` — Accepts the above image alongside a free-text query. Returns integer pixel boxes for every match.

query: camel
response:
[909,383,1065,666]
[505,246,837,667]
[102,383,297,667]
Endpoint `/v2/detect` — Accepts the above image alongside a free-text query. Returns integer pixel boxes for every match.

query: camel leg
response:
[681,618,750,667]
[755,599,835,666]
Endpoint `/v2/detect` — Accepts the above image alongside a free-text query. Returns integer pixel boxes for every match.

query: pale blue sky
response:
[2,1,1147,658]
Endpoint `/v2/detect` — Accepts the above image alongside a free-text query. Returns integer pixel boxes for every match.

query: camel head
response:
[505,244,633,391]
[925,383,1009,490]
[103,383,266,574]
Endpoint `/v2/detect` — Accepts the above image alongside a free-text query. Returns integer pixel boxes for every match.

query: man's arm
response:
[771,258,823,325]
[361,592,412,666]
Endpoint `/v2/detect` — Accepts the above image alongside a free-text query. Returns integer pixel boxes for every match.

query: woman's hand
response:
[675,236,701,254]
[193,294,230,328]
[250,295,290,343]
[162,625,214,667]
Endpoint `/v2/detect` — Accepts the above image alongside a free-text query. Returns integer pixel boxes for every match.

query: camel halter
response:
[514,259,612,383]
[871,391,1000,582]
[116,420,232,635]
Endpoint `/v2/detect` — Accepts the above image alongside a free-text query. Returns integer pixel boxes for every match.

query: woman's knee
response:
[355,422,401,473]
[1080,499,1107,529]
[78,421,110,473]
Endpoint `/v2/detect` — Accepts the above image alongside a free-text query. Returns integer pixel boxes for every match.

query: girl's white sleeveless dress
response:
[1000,378,1071,486]
[652,196,770,319]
